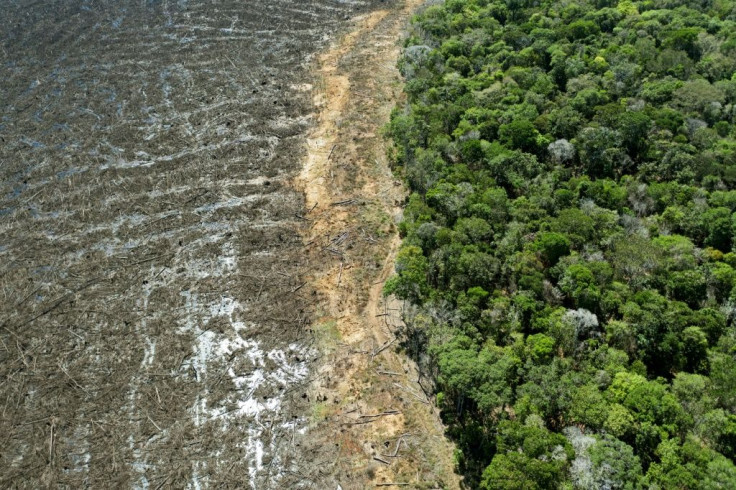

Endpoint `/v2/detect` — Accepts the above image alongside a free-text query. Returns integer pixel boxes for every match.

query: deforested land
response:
[0,0,430,487]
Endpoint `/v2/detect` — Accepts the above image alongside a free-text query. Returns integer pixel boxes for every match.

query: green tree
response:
[616,111,652,160]
[480,420,573,490]
[680,326,709,374]
[384,245,430,302]
[575,126,629,178]
[559,265,601,311]
[588,436,643,489]
[531,232,571,266]
[498,119,541,154]
[667,270,706,308]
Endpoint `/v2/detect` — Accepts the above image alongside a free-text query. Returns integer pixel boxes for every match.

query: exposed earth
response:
[0,0,458,487]
[295,2,461,488]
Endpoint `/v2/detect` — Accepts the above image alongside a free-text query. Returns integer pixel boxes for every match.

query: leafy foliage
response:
[387,0,736,486]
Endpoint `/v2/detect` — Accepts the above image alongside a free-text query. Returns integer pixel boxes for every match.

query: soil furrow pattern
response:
[0,0,391,487]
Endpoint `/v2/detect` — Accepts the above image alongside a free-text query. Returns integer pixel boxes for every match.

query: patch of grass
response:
[313,319,341,347]
[311,402,332,422]
[360,203,393,239]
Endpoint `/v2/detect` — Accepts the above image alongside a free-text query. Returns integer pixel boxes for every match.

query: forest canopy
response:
[386,0,736,487]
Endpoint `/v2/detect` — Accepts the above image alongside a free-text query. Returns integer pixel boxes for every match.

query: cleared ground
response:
[0,0,390,487]
[294,2,461,487]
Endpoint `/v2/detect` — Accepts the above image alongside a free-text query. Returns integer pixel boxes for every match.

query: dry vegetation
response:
[0,0,407,487]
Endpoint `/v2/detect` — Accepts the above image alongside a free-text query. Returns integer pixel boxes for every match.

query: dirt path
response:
[294,1,462,487]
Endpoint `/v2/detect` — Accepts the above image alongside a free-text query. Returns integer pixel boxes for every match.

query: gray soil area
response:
[0,0,391,487]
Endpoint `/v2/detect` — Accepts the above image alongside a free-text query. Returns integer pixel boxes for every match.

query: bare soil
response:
[0,0,405,488]
[294,2,462,487]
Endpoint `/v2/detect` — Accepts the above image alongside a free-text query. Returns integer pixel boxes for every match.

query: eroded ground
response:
[295,2,461,487]
[0,0,394,487]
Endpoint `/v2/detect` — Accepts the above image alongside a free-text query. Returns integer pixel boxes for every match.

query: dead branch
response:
[305,202,318,214]
[359,410,401,419]
[323,247,344,257]
[376,370,401,376]
[345,410,401,425]
[331,199,356,206]
[392,382,429,405]
[383,436,405,458]
[371,338,395,360]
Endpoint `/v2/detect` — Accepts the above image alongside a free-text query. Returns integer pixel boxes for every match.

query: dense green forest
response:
[386,0,736,487]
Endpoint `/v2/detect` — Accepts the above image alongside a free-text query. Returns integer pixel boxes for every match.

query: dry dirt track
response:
[0,0,418,487]
[294,2,462,488]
